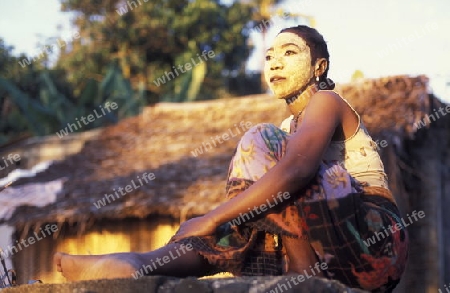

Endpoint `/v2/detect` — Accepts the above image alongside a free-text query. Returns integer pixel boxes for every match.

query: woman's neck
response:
[286,84,319,116]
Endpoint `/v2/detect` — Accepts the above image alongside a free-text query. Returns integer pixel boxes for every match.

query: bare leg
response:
[282,236,324,277]
[54,243,218,281]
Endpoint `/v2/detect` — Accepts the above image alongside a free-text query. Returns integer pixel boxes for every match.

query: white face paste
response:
[264,32,315,100]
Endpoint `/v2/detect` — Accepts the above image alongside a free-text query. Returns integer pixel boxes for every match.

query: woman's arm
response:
[205,91,343,226]
[170,91,344,241]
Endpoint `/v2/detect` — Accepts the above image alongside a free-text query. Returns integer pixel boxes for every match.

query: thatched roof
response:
[2,74,445,232]
[336,75,436,139]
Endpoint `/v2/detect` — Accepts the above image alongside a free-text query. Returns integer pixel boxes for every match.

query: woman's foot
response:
[54,252,139,281]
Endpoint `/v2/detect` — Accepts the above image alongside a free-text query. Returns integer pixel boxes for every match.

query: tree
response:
[0,39,53,143]
[56,0,253,102]
[0,38,137,144]
[351,70,365,81]
[0,0,257,143]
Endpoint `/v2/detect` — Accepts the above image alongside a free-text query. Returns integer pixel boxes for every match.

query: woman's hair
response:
[279,25,335,90]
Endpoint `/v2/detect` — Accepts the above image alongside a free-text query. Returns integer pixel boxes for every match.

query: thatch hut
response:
[0,75,448,292]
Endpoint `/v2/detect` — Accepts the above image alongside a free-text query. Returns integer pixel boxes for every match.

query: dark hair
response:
[279,25,335,90]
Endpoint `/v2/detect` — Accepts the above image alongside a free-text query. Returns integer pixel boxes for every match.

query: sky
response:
[0,0,74,55]
[0,0,449,101]
[248,0,450,101]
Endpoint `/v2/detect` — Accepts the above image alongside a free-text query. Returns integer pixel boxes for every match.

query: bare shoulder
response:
[313,90,343,104]
[311,90,359,139]
[307,90,345,114]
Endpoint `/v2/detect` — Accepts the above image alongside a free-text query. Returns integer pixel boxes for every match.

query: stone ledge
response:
[2,276,368,293]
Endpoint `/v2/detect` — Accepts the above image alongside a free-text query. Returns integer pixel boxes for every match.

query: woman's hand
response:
[170,216,218,243]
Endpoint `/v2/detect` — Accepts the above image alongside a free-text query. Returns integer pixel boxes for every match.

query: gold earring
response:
[316,76,319,82]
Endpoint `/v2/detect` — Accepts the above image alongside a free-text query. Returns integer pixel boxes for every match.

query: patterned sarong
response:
[173,123,408,292]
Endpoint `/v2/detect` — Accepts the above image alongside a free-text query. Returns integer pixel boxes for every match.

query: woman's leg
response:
[54,123,313,280]
[226,124,319,274]
[282,236,323,276]
[294,162,409,290]
[54,243,217,281]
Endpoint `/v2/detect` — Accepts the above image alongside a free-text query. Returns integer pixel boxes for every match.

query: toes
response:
[54,252,67,272]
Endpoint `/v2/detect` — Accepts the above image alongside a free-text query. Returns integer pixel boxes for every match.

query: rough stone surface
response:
[2,276,369,293]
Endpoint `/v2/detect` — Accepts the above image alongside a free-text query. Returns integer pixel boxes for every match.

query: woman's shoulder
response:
[315,90,359,115]
[309,90,352,115]
[314,90,361,141]
[314,90,345,103]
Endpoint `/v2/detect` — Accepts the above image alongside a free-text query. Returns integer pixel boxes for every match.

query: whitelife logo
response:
[56,102,118,138]
[152,50,215,87]
[191,121,253,157]
[93,172,155,209]
[228,192,291,226]
[0,224,58,259]
[0,154,20,170]
[363,210,425,247]
[131,243,193,279]
[267,262,328,293]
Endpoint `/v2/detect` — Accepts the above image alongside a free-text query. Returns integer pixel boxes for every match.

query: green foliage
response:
[99,61,142,117]
[1,0,286,143]
[0,39,142,143]
[56,0,253,102]
[351,70,365,81]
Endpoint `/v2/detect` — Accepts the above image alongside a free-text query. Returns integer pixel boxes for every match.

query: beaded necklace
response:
[292,110,303,133]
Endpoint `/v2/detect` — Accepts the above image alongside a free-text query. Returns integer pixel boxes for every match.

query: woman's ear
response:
[314,58,328,77]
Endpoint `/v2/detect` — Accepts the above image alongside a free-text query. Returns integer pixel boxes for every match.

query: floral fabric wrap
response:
[174,123,408,292]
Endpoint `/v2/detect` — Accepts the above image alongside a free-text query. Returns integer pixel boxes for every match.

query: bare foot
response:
[54,252,139,281]
[54,252,66,273]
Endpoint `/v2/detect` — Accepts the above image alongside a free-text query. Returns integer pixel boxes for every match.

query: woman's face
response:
[264,32,315,100]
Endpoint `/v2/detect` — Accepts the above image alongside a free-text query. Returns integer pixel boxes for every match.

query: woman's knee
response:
[238,123,288,155]
[244,123,284,137]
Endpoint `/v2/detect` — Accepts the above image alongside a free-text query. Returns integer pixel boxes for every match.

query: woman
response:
[55,25,408,292]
